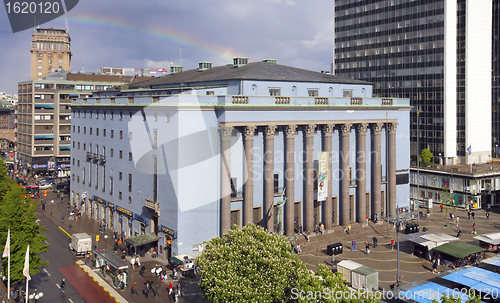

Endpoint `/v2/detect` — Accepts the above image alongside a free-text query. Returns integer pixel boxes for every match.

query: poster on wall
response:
[317,152,328,202]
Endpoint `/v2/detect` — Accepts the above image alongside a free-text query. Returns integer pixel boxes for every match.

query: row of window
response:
[74,110,171,122]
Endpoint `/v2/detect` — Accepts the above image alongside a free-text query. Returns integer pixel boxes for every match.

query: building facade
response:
[333,0,492,165]
[31,28,72,80]
[70,59,411,258]
[16,73,136,176]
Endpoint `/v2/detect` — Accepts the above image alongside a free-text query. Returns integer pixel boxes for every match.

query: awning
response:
[474,232,500,245]
[438,266,500,296]
[124,233,159,247]
[397,281,469,303]
[171,254,195,265]
[93,249,128,270]
[432,242,485,259]
[402,231,459,250]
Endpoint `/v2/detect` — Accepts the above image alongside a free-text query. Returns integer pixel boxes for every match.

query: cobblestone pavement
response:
[296,206,500,291]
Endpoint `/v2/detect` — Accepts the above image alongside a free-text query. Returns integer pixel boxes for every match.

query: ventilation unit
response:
[233,57,249,67]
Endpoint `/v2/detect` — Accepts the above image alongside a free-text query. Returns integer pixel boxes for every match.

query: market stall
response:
[124,233,159,257]
[351,266,378,292]
[437,266,500,298]
[473,232,500,252]
[336,260,362,285]
[402,231,459,260]
[431,242,485,268]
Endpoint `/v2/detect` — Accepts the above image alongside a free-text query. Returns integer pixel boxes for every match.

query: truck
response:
[69,233,92,256]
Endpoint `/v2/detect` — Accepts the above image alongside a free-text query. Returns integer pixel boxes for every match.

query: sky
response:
[0,0,334,95]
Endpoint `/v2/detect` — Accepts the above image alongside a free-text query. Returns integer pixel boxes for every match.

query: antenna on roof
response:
[82,63,84,73]
[179,46,184,66]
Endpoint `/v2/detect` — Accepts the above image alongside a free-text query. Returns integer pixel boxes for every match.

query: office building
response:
[333,0,492,165]
[70,58,411,258]
[31,28,72,80]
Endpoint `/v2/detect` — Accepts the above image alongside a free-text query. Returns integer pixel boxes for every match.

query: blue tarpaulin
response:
[398,282,469,303]
[439,266,500,296]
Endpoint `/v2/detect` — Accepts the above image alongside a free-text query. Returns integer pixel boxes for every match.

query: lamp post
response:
[50,200,54,217]
[151,265,162,298]
[28,289,43,302]
[496,144,498,159]
[396,205,401,288]
[386,111,389,238]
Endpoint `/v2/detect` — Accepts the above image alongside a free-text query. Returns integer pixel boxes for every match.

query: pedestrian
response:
[60,278,66,291]
[306,230,310,241]
[440,204,443,212]
[457,229,462,238]
[131,281,138,295]
[366,215,369,224]
[432,259,438,273]
[314,224,319,235]
[468,209,471,220]
[135,256,140,267]
[376,213,379,223]
[347,224,351,235]
[365,242,370,254]
[450,212,453,220]
[169,281,173,297]
[177,282,181,297]
[296,244,302,255]
[472,223,476,234]
[373,237,378,248]
[352,240,356,251]
[437,254,441,266]
[456,216,460,226]
[61,195,64,202]
[472,212,475,220]
[113,240,118,252]
[61,214,64,222]
[298,224,303,234]
[391,238,395,250]
[319,223,324,235]
[486,211,490,220]
[144,282,151,298]
[130,256,135,269]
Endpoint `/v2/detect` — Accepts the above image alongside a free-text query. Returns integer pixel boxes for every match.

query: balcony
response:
[145,199,160,216]
[86,152,92,161]
[99,155,106,165]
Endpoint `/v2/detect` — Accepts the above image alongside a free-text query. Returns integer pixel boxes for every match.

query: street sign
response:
[48,161,55,170]
[96,235,99,242]
[450,190,453,193]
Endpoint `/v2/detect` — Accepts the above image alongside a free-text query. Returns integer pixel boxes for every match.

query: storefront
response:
[116,206,132,237]
[160,225,176,262]
[133,214,149,237]
[94,196,107,223]
[108,202,115,230]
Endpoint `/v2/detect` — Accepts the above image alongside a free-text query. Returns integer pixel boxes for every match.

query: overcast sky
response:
[0,0,334,94]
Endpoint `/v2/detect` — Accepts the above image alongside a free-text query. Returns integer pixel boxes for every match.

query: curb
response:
[76,261,120,303]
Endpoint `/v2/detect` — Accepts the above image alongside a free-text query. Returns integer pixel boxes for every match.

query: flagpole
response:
[6,229,9,296]
[23,245,30,303]
[25,275,28,303]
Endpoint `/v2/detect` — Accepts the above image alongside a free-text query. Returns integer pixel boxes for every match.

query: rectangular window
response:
[111,112,114,120]
[90,128,92,135]
[72,125,75,132]
[119,172,122,180]
[120,131,123,139]
[110,149,114,157]
[110,177,114,195]
[128,174,132,192]
[308,89,319,97]
[77,160,80,167]
[269,88,281,96]
[343,90,353,97]
[274,174,279,194]
[111,130,114,138]
[119,150,123,159]
[119,192,122,200]
[84,127,86,134]
[119,112,123,120]
[73,141,75,148]
[83,143,86,151]
[103,129,106,137]
[96,128,99,136]
[78,126,80,133]
[129,132,132,141]
[129,152,132,161]
[78,142,80,149]
[206,91,214,95]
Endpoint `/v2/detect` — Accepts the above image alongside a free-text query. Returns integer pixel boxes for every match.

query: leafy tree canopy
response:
[420,148,434,164]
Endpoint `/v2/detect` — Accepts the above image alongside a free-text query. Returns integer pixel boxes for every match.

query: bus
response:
[22,185,40,198]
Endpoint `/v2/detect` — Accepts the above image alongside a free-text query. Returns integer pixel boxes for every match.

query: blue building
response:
[70,58,410,259]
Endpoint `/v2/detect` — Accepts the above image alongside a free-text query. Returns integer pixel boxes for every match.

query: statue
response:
[275,188,288,235]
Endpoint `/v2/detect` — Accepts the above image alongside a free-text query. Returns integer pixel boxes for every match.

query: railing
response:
[232,96,249,104]
[275,97,290,104]
[145,199,160,216]
[350,97,363,105]
[315,97,329,105]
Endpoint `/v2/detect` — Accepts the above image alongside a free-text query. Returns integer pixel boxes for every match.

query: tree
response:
[440,186,456,224]
[0,161,48,285]
[420,148,433,166]
[197,224,380,303]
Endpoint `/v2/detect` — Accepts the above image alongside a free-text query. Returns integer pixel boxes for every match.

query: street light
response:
[151,265,162,298]
[28,289,43,302]
[50,200,54,217]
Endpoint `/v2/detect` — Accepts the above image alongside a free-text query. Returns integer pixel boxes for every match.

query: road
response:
[28,204,116,303]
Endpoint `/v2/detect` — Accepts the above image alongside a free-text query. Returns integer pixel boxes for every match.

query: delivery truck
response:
[69,233,92,256]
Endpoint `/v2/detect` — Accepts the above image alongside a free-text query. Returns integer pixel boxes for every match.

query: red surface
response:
[58,265,117,303]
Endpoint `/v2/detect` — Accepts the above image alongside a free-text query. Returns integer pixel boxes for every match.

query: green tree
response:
[197,224,380,303]
[420,148,433,165]
[0,160,48,285]
[440,186,456,224]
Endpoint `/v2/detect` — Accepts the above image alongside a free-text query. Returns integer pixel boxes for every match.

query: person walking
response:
[296,244,302,255]
[456,216,460,226]
[391,238,395,250]
[366,215,369,224]
[365,242,370,254]
[61,214,64,222]
[486,211,490,220]
[319,223,324,235]
[440,204,443,212]
[457,229,462,238]
[130,256,135,269]
[169,281,173,298]
[472,212,475,220]
[472,223,476,234]
[376,213,379,223]
[177,282,181,297]
[144,282,150,298]
[347,225,351,235]
[352,240,356,251]
[130,281,138,295]
[432,259,438,273]
[306,230,310,241]
[373,237,378,248]
[60,278,66,292]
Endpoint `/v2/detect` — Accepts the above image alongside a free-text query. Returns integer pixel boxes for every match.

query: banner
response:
[23,245,30,281]
[3,229,9,258]
[318,152,328,201]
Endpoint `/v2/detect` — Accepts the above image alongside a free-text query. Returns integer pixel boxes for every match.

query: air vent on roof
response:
[198,62,213,71]
[170,65,183,74]
[233,57,249,67]
[263,59,277,64]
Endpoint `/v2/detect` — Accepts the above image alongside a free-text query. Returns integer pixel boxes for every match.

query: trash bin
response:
[327,243,343,255]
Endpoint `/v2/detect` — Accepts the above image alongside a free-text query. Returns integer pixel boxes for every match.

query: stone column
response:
[243,126,256,226]
[304,124,316,232]
[356,123,368,225]
[388,123,398,218]
[340,123,351,226]
[220,126,233,235]
[285,125,297,235]
[371,123,382,221]
[322,124,335,228]
[264,125,277,231]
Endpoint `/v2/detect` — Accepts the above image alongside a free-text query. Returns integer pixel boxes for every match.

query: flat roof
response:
[398,281,470,303]
[474,232,500,245]
[438,266,500,296]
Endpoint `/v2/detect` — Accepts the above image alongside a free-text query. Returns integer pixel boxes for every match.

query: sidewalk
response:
[37,186,204,303]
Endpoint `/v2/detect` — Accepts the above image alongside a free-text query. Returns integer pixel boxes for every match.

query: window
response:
[89,111,92,118]
[78,142,80,149]
[103,111,106,119]
[82,168,85,184]
[129,132,132,141]
[38,72,42,77]
[128,196,131,204]
[119,150,123,159]
[38,59,42,63]
[111,130,114,138]
[48,59,52,64]
[120,131,123,139]
[72,125,75,132]
[119,112,123,120]
[129,152,132,161]
[111,112,114,120]
[83,127,86,134]
[119,192,122,200]
[38,65,42,70]
[129,112,133,120]
[73,141,75,148]
[78,126,80,133]
[206,91,214,95]
[110,149,114,157]
[128,174,132,192]
[96,128,99,136]
[83,143,86,150]
[153,157,158,202]
[153,130,158,149]
[77,160,80,167]
[119,172,122,180]
[343,90,353,97]
[103,129,106,137]
[110,177,113,195]
[84,111,86,118]
[90,128,92,135]
[308,89,319,97]
[269,88,281,96]
[72,158,75,165]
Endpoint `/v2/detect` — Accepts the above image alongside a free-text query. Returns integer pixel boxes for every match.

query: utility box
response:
[351,266,379,292]
[69,233,92,256]
[336,260,362,285]
[327,243,343,255]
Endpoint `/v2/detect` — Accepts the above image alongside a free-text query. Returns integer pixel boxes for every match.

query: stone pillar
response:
[304,124,316,232]
[243,126,256,226]
[322,124,335,228]
[220,126,233,234]
[356,123,368,225]
[264,125,277,231]
[371,123,382,221]
[340,123,351,226]
[388,123,398,218]
[285,125,297,235]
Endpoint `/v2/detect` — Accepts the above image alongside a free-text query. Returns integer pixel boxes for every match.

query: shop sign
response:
[116,206,132,217]
[160,225,176,239]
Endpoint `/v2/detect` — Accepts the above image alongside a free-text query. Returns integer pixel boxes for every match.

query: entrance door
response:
[313,200,321,226]
[164,236,172,261]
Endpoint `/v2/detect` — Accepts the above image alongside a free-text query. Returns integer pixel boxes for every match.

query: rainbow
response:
[49,12,243,65]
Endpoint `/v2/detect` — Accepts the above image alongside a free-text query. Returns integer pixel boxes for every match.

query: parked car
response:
[53,181,69,193]
[38,182,52,190]
[36,178,55,185]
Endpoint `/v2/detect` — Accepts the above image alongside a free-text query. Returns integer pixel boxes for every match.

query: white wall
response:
[443,0,457,159]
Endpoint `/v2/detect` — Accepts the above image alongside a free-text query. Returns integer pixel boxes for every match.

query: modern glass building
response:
[333,0,492,165]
